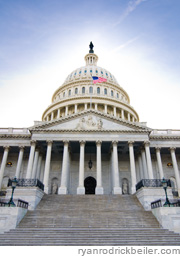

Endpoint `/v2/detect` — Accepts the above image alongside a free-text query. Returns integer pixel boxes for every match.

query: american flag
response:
[92,76,107,84]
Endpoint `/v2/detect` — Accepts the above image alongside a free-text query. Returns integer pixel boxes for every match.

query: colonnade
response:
[0,141,180,196]
[44,103,137,123]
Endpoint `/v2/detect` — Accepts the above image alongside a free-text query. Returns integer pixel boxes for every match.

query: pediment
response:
[30,111,151,132]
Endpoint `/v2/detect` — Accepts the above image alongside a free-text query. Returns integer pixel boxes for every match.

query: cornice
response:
[31,129,150,134]
[0,134,31,139]
[150,136,180,140]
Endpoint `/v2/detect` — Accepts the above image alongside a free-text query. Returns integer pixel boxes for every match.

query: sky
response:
[0,0,180,129]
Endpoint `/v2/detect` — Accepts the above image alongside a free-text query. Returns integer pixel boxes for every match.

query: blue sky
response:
[0,0,180,129]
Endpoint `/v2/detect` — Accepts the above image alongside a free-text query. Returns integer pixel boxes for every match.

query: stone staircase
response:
[0,194,180,246]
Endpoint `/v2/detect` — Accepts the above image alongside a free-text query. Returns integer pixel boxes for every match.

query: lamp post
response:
[161,177,171,207]
[8,177,18,207]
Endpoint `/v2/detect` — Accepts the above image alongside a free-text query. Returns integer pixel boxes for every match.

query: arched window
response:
[82,87,85,94]
[75,88,78,94]
[63,92,65,97]
[89,86,93,94]
[68,89,71,96]
[111,90,114,97]
[104,88,107,95]
[117,93,119,98]
[97,87,100,94]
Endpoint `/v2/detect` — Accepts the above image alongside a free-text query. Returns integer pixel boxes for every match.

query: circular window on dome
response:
[96,70,98,73]
[74,72,77,76]
[79,71,82,74]
[90,69,92,73]
[101,71,103,74]
[106,72,108,76]
[84,70,87,73]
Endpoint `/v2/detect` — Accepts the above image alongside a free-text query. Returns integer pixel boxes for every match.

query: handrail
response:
[8,178,44,191]
[0,199,28,209]
[136,179,171,191]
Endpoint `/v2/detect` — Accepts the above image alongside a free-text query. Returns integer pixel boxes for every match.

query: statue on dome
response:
[89,41,94,53]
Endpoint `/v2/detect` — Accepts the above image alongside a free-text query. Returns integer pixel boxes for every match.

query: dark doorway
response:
[84,177,96,194]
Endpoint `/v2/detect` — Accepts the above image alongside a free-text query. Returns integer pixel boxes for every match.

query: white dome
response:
[42,43,139,123]
[63,64,119,86]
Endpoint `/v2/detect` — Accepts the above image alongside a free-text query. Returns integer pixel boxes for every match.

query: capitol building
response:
[0,43,180,245]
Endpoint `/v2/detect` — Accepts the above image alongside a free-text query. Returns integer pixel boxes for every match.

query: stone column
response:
[155,147,164,179]
[26,141,36,179]
[113,107,116,117]
[84,103,87,110]
[140,148,148,179]
[138,154,143,180]
[96,140,103,194]
[58,141,69,194]
[128,113,130,121]
[32,148,40,179]
[57,108,60,118]
[170,147,180,194]
[75,104,77,113]
[36,154,43,180]
[112,141,121,194]
[144,141,154,179]
[0,146,10,190]
[128,141,137,194]
[15,146,24,179]
[65,106,68,116]
[51,111,54,121]
[95,103,97,110]
[104,104,107,114]
[43,141,53,194]
[121,109,124,120]
[77,140,86,194]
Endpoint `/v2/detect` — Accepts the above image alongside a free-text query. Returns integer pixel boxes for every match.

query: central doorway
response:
[84,177,96,194]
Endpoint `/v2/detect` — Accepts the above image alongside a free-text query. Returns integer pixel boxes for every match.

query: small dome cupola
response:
[84,42,98,66]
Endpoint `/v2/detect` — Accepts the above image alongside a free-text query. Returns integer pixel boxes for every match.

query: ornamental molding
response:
[75,116,103,130]
[96,140,102,145]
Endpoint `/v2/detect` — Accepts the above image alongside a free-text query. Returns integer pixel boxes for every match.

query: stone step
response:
[1,194,180,246]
